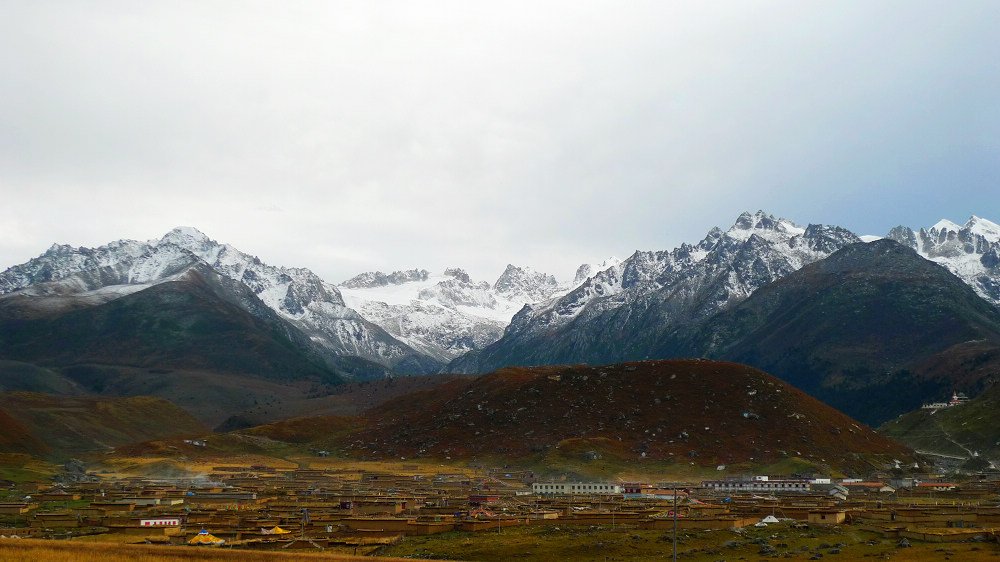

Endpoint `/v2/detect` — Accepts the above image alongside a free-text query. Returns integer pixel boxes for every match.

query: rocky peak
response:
[444,267,472,283]
[341,269,430,289]
[885,225,918,249]
[731,210,781,233]
[493,265,558,297]
[799,224,862,253]
[572,257,622,286]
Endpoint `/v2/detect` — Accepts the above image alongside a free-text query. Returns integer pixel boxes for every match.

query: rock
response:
[759,544,778,555]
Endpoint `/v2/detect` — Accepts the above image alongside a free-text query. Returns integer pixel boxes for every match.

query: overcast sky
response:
[2,1,998,285]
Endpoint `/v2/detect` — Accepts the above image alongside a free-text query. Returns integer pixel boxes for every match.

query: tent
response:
[188,530,225,546]
[261,526,291,535]
[762,515,780,523]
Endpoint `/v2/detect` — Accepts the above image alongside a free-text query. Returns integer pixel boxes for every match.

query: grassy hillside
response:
[0,392,209,459]
[880,382,1000,471]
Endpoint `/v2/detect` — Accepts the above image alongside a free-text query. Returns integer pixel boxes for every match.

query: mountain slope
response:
[0,263,346,382]
[0,263,390,426]
[0,392,208,458]
[665,239,1000,426]
[880,384,1000,471]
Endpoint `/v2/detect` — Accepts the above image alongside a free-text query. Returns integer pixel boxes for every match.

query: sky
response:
[2,1,999,285]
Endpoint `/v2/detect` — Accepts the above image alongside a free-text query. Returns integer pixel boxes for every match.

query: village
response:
[2,457,1000,559]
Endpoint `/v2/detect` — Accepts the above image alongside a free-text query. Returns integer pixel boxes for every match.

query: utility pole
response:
[672,487,678,562]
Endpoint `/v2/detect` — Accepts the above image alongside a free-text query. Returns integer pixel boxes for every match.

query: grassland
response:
[0,453,56,482]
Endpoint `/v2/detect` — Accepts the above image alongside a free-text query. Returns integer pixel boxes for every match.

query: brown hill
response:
[342,360,915,475]
[0,392,209,458]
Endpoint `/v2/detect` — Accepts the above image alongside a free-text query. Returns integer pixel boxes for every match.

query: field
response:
[381,520,1000,561]
[0,539,436,562]
[2,522,998,561]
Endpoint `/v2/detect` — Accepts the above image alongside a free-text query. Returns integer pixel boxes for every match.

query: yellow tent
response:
[261,526,291,535]
[188,529,225,546]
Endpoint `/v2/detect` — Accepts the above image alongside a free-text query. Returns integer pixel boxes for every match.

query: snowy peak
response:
[573,257,622,286]
[964,216,1000,242]
[444,267,472,283]
[156,226,213,248]
[882,216,1000,306]
[727,210,805,241]
[930,219,963,234]
[923,216,999,245]
[493,264,559,301]
[341,269,431,289]
[338,265,563,363]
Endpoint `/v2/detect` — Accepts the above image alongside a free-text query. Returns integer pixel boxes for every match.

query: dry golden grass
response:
[92,453,481,482]
[0,538,443,562]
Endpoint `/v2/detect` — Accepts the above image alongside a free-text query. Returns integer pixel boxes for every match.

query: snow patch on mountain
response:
[886,216,1000,306]
[338,264,593,362]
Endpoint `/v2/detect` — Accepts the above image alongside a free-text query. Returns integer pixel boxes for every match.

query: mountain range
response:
[3,211,1000,430]
[447,212,1000,425]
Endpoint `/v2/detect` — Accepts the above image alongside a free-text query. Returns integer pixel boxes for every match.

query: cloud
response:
[2,1,999,283]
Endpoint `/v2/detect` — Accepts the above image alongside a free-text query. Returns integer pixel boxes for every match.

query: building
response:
[532,482,623,495]
[140,518,182,527]
[702,476,811,494]
[807,510,847,525]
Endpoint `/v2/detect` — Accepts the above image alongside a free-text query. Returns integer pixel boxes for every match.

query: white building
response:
[702,477,811,493]
[140,518,181,527]
[532,482,623,495]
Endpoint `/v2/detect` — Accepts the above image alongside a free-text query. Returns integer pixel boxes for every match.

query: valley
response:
[3,212,1000,559]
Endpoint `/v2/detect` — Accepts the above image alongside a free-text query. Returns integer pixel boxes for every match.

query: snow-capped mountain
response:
[5,212,998,382]
[448,211,863,373]
[449,211,1000,377]
[0,227,437,376]
[886,215,1000,305]
[338,265,587,363]
[528,211,857,335]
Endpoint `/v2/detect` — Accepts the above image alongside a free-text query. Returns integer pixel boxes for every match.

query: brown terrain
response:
[241,359,916,476]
